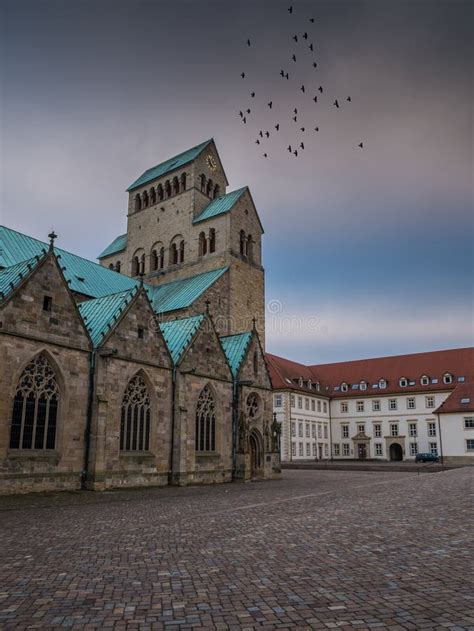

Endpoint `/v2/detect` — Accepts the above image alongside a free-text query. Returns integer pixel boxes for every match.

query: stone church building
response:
[0,139,281,494]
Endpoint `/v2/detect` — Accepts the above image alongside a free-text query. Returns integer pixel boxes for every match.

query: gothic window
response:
[159,247,164,269]
[179,240,185,263]
[120,374,151,451]
[213,184,220,199]
[9,354,60,450]
[131,256,139,277]
[209,228,216,253]
[142,190,149,208]
[150,188,156,205]
[240,230,246,256]
[170,243,178,265]
[195,385,216,452]
[165,180,171,198]
[157,183,164,202]
[206,178,213,197]
[140,253,145,275]
[151,249,158,271]
[180,173,187,192]
[134,194,141,212]
[246,393,260,420]
[200,174,206,192]
[199,231,207,257]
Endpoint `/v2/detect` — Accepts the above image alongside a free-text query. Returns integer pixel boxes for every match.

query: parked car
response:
[415,452,440,463]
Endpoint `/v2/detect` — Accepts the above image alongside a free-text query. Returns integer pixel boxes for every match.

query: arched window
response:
[195,385,216,452]
[135,194,142,212]
[142,190,149,208]
[209,228,216,253]
[165,180,171,198]
[170,243,178,265]
[213,184,220,198]
[159,247,164,269]
[172,176,180,196]
[341,382,348,392]
[157,183,164,202]
[150,188,156,205]
[179,240,185,263]
[240,230,246,256]
[10,354,59,450]
[115,261,121,272]
[140,253,145,275]
[180,173,187,192]
[199,231,207,257]
[247,234,253,260]
[109,263,114,270]
[120,374,151,451]
[443,373,453,385]
[151,249,158,271]
[206,178,213,197]
[200,174,206,192]
[131,256,139,277]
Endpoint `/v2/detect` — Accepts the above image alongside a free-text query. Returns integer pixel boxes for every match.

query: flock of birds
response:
[237,5,364,158]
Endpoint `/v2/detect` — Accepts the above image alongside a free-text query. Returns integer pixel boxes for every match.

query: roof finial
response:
[204,299,210,314]
[48,230,58,252]
[252,316,257,331]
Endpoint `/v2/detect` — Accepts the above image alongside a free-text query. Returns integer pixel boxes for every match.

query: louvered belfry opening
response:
[10,354,59,450]
[120,374,151,451]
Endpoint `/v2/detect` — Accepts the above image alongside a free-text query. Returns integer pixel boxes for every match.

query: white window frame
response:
[425,396,435,408]
[341,401,348,413]
[390,423,399,437]
[429,442,438,455]
[372,400,381,411]
[374,443,383,456]
[389,399,397,411]
[342,443,350,456]
[373,423,381,438]
[341,424,349,439]
[427,422,437,437]
[407,397,416,410]
[333,443,340,456]
[463,417,474,429]
[408,422,417,437]
[410,442,418,456]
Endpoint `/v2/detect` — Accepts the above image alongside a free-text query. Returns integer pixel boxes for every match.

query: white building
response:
[267,348,474,464]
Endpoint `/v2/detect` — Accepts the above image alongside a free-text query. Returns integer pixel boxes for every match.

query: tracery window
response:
[195,385,216,452]
[246,393,260,419]
[120,375,151,451]
[10,354,59,450]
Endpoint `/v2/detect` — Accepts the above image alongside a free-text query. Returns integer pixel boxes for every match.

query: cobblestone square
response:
[0,468,473,630]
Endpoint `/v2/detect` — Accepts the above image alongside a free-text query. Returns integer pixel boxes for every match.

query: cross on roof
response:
[48,230,58,251]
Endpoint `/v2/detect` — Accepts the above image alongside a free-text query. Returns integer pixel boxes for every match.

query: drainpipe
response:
[437,411,444,466]
[82,350,96,490]
[328,397,333,462]
[232,379,238,479]
[170,366,177,483]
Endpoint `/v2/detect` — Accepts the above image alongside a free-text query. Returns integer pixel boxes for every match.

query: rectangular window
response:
[324,444,328,456]
[357,423,365,434]
[305,398,310,410]
[429,442,438,455]
[372,400,381,411]
[298,396,303,409]
[323,402,328,413]
[407,397,416,410]
[318,424,322,439]
[317,400,322,412]
[466,439,474,451]
[341,425,349,438]
[410,442,418,456]
[290,394,295,407]
[292,442,296,456]
[306,443,311,456]
[427,422,436,437]
[324,425,328,439]
[311,400,315,411]
[291,421,296,437]
[298,421,303,437]
[333,443,340,456]
[357,401,364,412]
[342,443,350,456]
[42,295,52,312]
[305,422,310,437]
[425,396,435,408]
[311,423,316,438]
[409,422,417,437]
[341,402,348,413]
[374,443,383,456]
[312,442,316,456]
[299,443,304,456]
[389,399,397,410]
[138,327,144,339]
[390,423,399,437]
[274,394,282,407]
[373,423,381,438]
[464,417,474,429]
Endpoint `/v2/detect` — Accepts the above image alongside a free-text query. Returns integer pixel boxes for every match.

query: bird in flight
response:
[241,72,245,79]
[301,85,305,93]
[288,6,293,14]
[247,39,251,46]
[318,86,323,93]
[303,32,308,39]
[313,96,318,102]
[280,69,285,77]
[246,108,251,114]
[265,131,270,138]
[300,127,305,132]
[347,96,352,102]
[293,115,297,122]
[358,142,363,148]
[268,101,273,109]
[239,110,243,118]
[313,62,318,68]
[255,139,260,144]
[285,72,289,79]
[251,92,255,97]
[242,117,247,124]
[294,107,298,114]
[309,43,314,51]
[334,99,339,108]
[300,142,305,149]
[292,54,296,62]
[287,145,292,152]
[263,153,268,158]
[314,126,319,132]
[275,124,280,131]
[309,17,315,22]
[293,34,298,42]
[293,149,298,156]
[259,130,263,137]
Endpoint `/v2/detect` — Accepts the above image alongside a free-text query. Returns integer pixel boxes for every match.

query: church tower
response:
[98,139,266,343]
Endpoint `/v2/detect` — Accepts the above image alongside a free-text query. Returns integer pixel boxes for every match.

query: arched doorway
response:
[389,443,403,461]
[249,430,263,478]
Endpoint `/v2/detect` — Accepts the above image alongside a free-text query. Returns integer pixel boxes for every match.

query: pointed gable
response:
[78,288,138,347]
[160,314,205,365]
[193,187,248,225]
[0,255,44,301]
[220,331,253,378]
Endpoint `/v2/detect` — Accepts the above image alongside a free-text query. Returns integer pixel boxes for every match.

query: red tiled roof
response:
[266,347,474,398]
[435,381,474,414]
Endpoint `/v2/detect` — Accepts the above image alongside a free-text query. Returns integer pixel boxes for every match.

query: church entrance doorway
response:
[249,430,263,478]
[389,443,403,461]
[357,443,367,460]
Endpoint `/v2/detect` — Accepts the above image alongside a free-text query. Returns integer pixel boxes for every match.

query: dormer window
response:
[379,378,387,389]
[341,382,348,392]
[307,379,312,389]
[399,377,408,387]
[443,373,453,385]
[298,377,303,387]
[420,375,429,386]
[360,381,367,391]
[315,382,320,392]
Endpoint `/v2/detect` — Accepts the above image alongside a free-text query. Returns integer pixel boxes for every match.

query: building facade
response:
[268,349,474,464]
[0,139,280,495]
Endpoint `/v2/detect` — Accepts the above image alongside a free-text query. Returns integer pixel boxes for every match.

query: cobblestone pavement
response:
[1,468,473,630]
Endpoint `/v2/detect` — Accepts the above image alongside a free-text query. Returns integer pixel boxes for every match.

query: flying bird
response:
[300,127,305,132]
[309,43,314,51]
[318,86,323,93]
[314,126,319,132]
[313,96,318,103]
[255,139,260,145]
[293,150,298,156]
[288,6,293,14]
[247,39,251,46]
[293,115,297,122]
[294,108,298,114]
[280,69,285,77]
[303,32,308,39]
[300,142,305,149]
[242,117,247,124]
[239,111,243,118]
[358,142,363,148]
[265,131,270,138]
[333,99,339,108]
[292,54,296,62]
[241,72,245,79]
[285,72,289,79]
[301,85,305,93]
[251,92,255,97]
[309,17,315,22]
[263,153,268,158]
[313,62,318,68]
[287,145,292,152]
[275,124,280,131]
[347,96,352,102]
[259,130,263,137]
[293,34,298,42]
[268,101,273,109]
[246,109,251,114]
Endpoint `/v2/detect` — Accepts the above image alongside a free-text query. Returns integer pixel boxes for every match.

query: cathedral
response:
[0,139,281,495]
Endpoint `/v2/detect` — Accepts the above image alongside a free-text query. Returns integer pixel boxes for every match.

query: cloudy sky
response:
[1,0,472,363]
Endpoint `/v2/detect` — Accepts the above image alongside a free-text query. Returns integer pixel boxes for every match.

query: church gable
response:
[179,315,232,382]
[236,332,272,390]
[0,253,90,351]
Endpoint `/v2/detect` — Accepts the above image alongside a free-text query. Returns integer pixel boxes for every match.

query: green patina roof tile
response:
[160,314,205,365]
[78,288,138,347]
[98,233,127,259]
[0,256,43,301]
[127,139,213,192]
[192,187,248,225]
[220,331,253,377]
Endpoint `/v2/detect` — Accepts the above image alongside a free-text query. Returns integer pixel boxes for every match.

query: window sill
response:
[7,449,60,463]
[119,451,155,461]
[195,451,220,459]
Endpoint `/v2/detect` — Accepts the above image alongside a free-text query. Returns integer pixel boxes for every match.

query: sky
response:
[1,0,472,363]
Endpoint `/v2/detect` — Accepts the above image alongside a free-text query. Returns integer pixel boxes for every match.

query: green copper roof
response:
[160,314,205,365]
[0,226,138,299]
[98,233,127,259]
[220,331,253,377]
[193,187,248,225]
[78,288,138,347]
[127,139,213,192]
[0,256,43,301]
[147,267,228,314]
